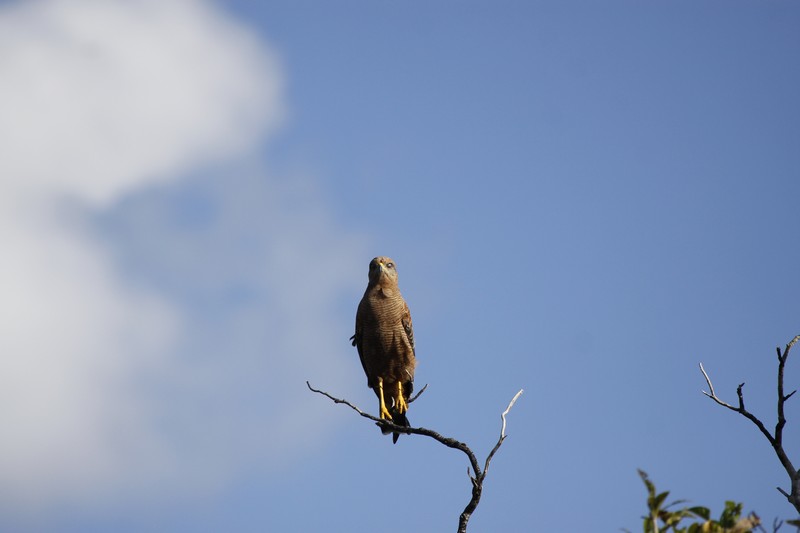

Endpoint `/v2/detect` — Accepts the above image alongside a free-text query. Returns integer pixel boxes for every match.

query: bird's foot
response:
[395,395,408,415]
[377,378,393,421]
[395,382,409,414]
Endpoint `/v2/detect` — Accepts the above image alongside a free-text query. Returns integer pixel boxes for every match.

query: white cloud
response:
[0,211,178,508]
[0,0,362,521]
[0,0,282,208]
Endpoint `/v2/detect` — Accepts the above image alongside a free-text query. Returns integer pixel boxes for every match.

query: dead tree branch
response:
[699,335,800,514]
[306,381,523,533]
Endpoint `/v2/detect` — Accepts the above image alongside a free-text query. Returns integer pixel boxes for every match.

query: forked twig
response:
[306,381,523,532]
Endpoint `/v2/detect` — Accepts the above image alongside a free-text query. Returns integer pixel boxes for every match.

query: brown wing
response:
[351,298,374,387]
[401,300,415,356]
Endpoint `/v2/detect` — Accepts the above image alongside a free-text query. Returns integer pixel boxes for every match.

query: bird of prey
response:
[351,256,416,443]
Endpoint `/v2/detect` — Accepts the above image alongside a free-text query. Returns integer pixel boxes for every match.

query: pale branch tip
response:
[698,363,739,411]
[500,389,524,439]
[785,335,800,354]
[698,362,716,398]
[306,381,523,533]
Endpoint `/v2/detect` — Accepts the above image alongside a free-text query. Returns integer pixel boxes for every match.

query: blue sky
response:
[1,1,799,531]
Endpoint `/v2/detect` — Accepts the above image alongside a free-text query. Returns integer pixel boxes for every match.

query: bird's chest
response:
[362,293,404,342]
[364,287,401,317]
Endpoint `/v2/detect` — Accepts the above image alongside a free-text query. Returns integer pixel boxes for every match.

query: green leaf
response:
[687,506,711,520]
[638,469,657,500]
[652,491,670,511]
[718,501,742,527]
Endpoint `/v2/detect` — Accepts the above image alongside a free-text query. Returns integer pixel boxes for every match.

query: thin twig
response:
[408,383,428,404]
[483,390,524,479]
[501,389,524,439]
[306,381,523,533]
[699,362,718,399]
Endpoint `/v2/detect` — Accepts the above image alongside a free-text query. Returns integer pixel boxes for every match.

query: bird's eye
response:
[387,262,394,269]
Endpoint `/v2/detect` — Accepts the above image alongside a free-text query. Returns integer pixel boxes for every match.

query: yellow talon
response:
[396,381,409,414]
[378,378,393,420]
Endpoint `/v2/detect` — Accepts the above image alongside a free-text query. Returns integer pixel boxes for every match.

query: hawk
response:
[351,256,416,443]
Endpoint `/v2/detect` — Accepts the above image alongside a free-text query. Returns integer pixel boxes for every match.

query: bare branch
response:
[306,382,370,414]
[500,389,524,439]
[775,336,799,446]
[306,381,481,473]
[482,389,523,478]
[737,383,747,411]
[699,362,739,411]
[698,365,776,445]
[456,389,523,533]
[306,381,522,532]
[699,336,800,514]
[786,335,800,355]
[408,383,428,404]
[700,362,717,397]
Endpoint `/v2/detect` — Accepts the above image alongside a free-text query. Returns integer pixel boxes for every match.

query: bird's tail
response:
[385,407,410,444]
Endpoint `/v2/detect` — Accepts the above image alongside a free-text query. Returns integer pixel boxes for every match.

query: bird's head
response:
[367,256,398,285]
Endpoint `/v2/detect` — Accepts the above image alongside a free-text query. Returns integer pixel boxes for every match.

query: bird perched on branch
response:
[351,256,416,443]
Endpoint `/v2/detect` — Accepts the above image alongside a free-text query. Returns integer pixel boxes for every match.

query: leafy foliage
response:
[626,470,763,533]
